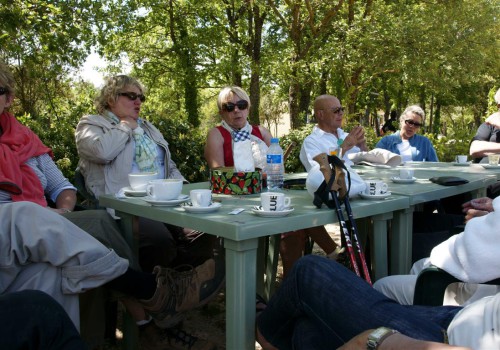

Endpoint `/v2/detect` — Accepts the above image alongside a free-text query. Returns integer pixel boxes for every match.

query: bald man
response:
[300,94,368,170]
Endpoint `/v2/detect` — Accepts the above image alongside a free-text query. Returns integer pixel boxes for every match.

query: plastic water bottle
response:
[266,138,284,191]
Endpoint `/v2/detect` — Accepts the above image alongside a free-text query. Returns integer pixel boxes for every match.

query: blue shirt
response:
[0,153,76,204]
[376,132,438,162]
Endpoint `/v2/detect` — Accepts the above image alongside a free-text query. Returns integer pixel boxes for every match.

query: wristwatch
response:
[366,327,399,350]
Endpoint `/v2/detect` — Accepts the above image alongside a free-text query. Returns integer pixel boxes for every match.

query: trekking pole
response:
[313,153,361,278]
[342,197,372,285]
[326,154,372,284]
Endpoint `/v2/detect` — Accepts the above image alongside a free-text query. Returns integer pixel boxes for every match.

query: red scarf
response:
[0,111,53,206]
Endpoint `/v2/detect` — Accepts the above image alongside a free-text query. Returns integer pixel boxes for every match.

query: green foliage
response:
[280,124,314,173]
[425,130,475,163]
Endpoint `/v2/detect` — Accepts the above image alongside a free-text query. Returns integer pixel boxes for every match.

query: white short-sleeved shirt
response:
[300,125,361,171]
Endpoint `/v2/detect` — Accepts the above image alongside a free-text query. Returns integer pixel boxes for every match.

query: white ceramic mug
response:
[128,172,158,191]
[455,155,468,164]
[364,179,388,196]
[190,189,212,207]
[261,192,291,212]
[488,154,500,166]
[146,179,183,200]
[399,168,414,180]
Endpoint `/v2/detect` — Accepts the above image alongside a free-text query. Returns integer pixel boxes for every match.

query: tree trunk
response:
[247,4,265,126]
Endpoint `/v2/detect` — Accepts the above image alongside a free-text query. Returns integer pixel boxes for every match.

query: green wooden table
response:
[100,182,409,350]
[352,162,497,274]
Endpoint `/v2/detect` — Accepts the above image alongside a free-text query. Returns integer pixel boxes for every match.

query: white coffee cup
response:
[128,172,158,191]
[190,189,212,207]
[261,192,291,212]
[399,168,414,180]
[364,179,388,196]
[455,155,468,164]
[146,179,183,200]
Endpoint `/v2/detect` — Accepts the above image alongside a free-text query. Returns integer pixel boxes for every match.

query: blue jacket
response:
[376,132,438,162]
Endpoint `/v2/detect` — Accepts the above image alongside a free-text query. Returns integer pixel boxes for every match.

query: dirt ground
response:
[109,224,340,350]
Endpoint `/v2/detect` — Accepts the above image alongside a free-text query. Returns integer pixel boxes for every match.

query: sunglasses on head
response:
[118,92,146,102]
[222,100,249,112]
[0,87,8,96]
[405,119,423,128]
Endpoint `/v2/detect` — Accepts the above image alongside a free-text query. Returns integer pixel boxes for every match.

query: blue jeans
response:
[0,290,86,349]
[257,255,461,350]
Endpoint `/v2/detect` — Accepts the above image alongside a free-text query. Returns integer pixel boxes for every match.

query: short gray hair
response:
[399,105,425,128]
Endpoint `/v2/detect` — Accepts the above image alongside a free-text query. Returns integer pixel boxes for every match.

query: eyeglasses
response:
[404,119,423,128]
[222,100,249,112]
[0,87,8,96]
[118,92,146,102]
[330,106,345,114]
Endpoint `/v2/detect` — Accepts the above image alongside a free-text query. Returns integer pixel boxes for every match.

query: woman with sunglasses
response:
[205,86,342,278]
[76,75,222,348]
[376,105,438,162]
[205,86,273,169]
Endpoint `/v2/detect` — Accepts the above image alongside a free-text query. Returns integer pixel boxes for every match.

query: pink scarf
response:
[0,111,53,206]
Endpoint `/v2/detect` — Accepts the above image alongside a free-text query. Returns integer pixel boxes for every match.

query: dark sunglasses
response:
[222,100,249,112]
[405,119,423,128]
[330,106,345,114]
[118,92,146,102]
[0,87,8,96]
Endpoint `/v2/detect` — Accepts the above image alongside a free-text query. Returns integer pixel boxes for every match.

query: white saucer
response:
[123,186,147,197]
[359,192,391,200]
[391,176,417,184]
[180,202,222,213]
[481,164,500,170]
[251,206,294,217]
[142,194,189,206]
[452,162,470,167]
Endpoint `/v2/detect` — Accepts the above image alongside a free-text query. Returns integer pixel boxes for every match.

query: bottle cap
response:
[271,138,279,143]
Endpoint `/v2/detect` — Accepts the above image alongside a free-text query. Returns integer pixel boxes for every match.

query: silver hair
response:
[399,105,425,128]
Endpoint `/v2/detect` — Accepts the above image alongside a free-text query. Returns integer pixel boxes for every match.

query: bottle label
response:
[266,154,282,164]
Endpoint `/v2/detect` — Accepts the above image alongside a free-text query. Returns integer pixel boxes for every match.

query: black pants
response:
[0,290,86,350]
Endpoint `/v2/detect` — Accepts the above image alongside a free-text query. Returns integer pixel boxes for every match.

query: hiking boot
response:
[139,322,216,350]
[140,256,225,328]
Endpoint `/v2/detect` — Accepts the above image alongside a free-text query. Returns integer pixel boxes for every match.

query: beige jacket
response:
[75,114,185,198]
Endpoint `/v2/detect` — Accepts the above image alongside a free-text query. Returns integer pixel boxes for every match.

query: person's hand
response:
[462,197,493,223]
[485,112,500,129]
[464,209,489,222]
[48,208,71,215]
[343,126,366,151]
[120,116,139,130]
[337,329,373,350]
[462,197,493,213]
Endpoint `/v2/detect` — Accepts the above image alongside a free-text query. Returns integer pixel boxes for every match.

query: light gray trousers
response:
[0,202,128,329]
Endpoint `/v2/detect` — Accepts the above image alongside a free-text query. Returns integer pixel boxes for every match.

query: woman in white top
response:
[376,105,438,162]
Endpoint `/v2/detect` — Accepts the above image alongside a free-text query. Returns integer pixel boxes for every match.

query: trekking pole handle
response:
[313,153,333,189]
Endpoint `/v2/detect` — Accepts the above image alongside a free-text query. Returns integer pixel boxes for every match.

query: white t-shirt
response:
[396,140,414,162]
[448,293,500,349]
[300,125,361,171]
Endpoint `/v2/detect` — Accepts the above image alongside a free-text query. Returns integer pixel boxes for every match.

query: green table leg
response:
[391,207,414,275]
[371,212,393,281]
[224,238,259,350]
